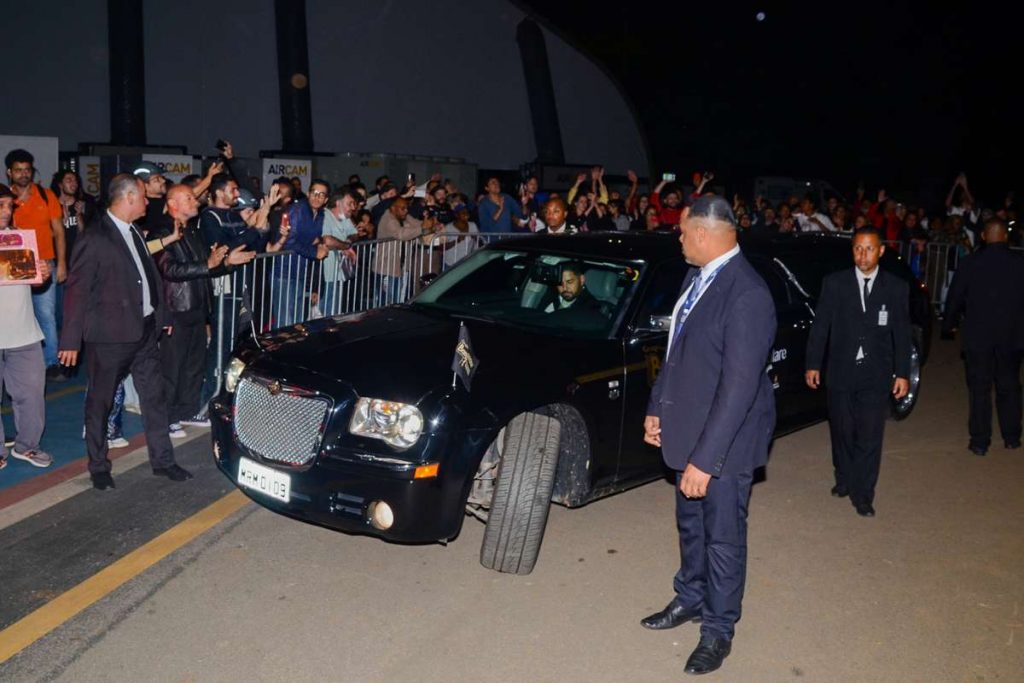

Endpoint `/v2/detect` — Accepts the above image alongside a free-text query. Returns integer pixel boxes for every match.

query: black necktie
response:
[129,226,158,310]
[862,277,871,312]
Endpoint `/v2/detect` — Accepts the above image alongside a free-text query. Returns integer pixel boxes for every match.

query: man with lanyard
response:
[642,196,776,676]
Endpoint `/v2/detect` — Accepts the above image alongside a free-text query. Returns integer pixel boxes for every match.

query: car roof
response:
[490,230,857,265]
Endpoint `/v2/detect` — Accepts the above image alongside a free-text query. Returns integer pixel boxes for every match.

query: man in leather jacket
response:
[152,184,254,427]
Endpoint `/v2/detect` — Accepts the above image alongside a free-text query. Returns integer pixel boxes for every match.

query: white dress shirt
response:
[855,266,878,360]
[667,244,741,350]
[107,210,154,317]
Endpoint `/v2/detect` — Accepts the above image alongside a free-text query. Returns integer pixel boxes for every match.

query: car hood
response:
[250,306,612,407]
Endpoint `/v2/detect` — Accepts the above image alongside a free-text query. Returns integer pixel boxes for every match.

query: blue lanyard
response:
[671,256,735,345]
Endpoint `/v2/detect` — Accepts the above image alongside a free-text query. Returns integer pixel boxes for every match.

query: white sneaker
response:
[180,416,211,428]
[107,437,130,449]
[11,448,54,468]
[169,423,187,439]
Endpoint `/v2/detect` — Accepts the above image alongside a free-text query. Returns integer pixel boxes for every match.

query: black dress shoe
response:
[1004,440,1021,449]
[684,636,731,675]
[855,501,875,517]
[640,601,702,630]
[152,464,194,481]
[91,472,116,490]
[830,484,849,497]
[968,444,988,456]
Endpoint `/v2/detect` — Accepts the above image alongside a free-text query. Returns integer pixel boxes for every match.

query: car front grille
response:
[234,376,330,467]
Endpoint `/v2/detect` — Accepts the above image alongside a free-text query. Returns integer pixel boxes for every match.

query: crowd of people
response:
[0,139,1017,480]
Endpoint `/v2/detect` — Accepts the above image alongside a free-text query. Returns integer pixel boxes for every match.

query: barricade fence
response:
[208,233,974,395]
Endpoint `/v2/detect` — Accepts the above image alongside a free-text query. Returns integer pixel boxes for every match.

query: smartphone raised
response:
[662,173,676,182]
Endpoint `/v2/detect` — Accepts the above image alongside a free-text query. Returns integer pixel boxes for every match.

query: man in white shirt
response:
[318,189,360,315]
[0,184,53,469]
[441,204,480,269]
[795,196,836,232]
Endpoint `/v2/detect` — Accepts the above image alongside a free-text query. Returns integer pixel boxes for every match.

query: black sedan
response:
[210,232,931,574]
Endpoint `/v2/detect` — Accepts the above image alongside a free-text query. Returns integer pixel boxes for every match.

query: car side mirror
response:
[635,314,671,334]
[420,272,439,288]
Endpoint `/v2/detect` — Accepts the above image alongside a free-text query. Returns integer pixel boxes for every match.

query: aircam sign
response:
[262,158,311,195]
[142,154,199,183]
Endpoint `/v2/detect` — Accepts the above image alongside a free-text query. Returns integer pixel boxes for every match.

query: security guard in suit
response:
[805,226,912,517]
[942,217,1024,456]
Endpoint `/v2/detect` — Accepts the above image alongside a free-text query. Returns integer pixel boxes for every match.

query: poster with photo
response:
[0,230,42,286]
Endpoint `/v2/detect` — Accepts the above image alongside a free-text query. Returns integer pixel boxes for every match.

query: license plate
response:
[237,456,291,503]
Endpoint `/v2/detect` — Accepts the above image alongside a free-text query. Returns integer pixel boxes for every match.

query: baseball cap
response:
[131,161,167,181]
[236,188,259,209]
[688,195,736,227]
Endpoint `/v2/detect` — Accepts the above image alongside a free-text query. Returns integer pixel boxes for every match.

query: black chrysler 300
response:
[211,232,931,574]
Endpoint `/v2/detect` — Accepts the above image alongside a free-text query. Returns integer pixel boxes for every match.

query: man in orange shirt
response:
[5,149,66,380]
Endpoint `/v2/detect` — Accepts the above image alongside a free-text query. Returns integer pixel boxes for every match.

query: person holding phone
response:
[650,171,687,229]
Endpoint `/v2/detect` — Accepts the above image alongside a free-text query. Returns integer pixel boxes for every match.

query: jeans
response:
[31,260,58,367]
[0,342,46,455]
[375,275,404,308]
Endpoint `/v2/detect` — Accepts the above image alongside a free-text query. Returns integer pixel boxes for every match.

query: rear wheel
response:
[891,342,921,420]
[478,412,561,575]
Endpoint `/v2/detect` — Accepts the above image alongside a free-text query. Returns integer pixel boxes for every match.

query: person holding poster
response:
[0,183,54,470]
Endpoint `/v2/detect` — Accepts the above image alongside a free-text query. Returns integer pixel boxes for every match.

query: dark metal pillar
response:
[274,0,315,153]
[516,19,565,164]
[107,0,146,145]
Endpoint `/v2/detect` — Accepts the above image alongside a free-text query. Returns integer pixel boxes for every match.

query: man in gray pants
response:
[0,183,53,469]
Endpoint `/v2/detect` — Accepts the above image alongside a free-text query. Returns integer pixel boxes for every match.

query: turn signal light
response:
[414,463,439,479]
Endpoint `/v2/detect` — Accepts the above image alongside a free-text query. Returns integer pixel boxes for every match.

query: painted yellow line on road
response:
[0,385,85,415]
[0,489,250,664]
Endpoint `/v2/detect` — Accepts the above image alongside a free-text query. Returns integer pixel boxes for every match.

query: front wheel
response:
[891,343,921,420]
[479,412,561,575]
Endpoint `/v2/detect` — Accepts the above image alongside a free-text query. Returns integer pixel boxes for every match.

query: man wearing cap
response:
[0,183,55,470]
[5,149,66,380]
[642,196,776,675]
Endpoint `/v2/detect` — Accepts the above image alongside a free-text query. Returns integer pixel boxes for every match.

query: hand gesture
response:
[206,160,225,178]
[226,244,256,266]
[680,463,711,499]
[315,243,329,260]
[590,166,601,182]
[74,200,85,215]
[267,183,283,206]
[36,259,52,281]
[430,172,442,183]
[643,415,661,447]
[496,194,505,209]
[207,243,229,269]
[627,169,638,184]
[877,189,887,203]
[956,172,967,186]
[575,172,587,186]
[702,171,714,182]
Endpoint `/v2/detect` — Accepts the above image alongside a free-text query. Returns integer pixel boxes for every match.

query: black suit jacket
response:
[942,243,1024,351]
[60,213,168,351]
[647,253,777,476]
[805,268,912,392]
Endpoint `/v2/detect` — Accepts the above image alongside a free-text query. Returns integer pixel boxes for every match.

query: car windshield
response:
[412,249,642,339]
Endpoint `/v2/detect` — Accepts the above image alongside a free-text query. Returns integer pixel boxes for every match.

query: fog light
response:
[367,501,394,530]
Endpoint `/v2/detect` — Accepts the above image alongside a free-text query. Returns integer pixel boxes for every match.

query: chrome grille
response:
[234,376,330,466]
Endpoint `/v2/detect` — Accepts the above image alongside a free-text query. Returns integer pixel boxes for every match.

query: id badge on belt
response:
[878,305,888,326]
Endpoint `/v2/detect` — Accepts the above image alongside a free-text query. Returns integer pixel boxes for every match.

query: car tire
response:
[479,412,561,575]
[891,342,922,420]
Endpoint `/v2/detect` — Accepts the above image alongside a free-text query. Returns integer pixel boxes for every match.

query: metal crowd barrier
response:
[208,233,978,396]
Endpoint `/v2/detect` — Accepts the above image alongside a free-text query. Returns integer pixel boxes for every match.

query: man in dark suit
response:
[642,196,777,676]
[58,174,193,490]
[805,226,911,516]
[942,217,1024,455]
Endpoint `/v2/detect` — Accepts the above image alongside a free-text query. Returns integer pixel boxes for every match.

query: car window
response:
[748,257,794,310]
[632,259,690,326]
[414,249,642,339]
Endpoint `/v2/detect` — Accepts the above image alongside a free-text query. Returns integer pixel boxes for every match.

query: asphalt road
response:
[1,336,1021,682]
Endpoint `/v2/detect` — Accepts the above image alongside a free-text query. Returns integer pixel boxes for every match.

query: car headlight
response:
[349,398,424,449]
[225,358,246,393]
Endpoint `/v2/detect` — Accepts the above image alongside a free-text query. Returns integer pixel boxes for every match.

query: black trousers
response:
[84,316,175,475]
[964,346,1023,448]
[828,384,889,505]
[161,311,207,423]
[672,469,753,641]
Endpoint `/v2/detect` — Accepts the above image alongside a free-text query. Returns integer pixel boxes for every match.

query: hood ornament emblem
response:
[268,381,282,396]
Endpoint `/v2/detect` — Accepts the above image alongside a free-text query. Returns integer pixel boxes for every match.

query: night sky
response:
[522,1,1020,210]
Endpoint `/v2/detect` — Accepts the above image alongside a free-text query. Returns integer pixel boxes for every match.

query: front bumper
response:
[210,396,473,543]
